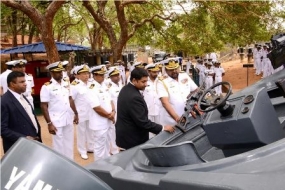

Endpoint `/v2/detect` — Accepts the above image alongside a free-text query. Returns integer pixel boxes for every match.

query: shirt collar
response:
[51,77,61,85]
[8,89,21,101]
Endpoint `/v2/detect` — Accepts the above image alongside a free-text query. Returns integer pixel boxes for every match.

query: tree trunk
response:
[41,17,60,63]
[28,25,36,44]
[1,0,65,64]
[41,34,59,63]
[11,10,17,47]
[113,45,124,62]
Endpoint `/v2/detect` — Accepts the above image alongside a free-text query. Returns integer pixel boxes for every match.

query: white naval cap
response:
[62,60,69,67]
[75,64,90,74]
[90,65,107,74]
[46,61,66,72]
[5,59,27,66]
[145,63,160,72]
[70,66,79,75]
[164,58,179,70]
[133,62,144,68]
[108,66,121,77]
[207,61,213,66]
[155,59,168,68]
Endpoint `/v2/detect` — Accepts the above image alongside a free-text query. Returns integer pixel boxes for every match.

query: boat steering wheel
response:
[197,81,232,112]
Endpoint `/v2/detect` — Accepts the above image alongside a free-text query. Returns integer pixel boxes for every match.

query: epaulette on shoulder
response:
[158,76,167,80]
[89,84,95,89]
[71,80,79,85]
[180,71,185,73]
[108,83,112,88]
[44,81,51,86]
[28,73,32,76]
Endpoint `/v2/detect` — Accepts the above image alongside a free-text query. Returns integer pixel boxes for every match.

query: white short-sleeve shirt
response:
[143,77,160,116]
[0,69,12,94]
[157,73,197,125]
[40,78,73,127]
[108,81,122,112]
[86,80,112,130]
[23,73,34,97]
[70,80,90,122]
[213,67,225,78]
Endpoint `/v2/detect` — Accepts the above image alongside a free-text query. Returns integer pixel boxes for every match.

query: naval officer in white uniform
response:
[157,59,198,126]
[40,61,79,160]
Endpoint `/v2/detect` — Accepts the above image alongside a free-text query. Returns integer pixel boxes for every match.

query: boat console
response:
[202,86,284,156]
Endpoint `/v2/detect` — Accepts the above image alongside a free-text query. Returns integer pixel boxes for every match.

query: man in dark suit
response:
[1,71,42,153]
[116,68,175,150]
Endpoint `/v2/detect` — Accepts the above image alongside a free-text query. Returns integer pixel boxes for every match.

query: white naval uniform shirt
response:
[108,81,122,114]
[196,64,205,76]
[62,71,69,80]
[253,48,257,59]
[204,68,214,89]
[157,73,198,125]
[87,80,112,130]
[143,77,160,116]
[40,78,73,128]
[213,67,225,78]
[186,61,192,75]
[70,80,90,122]
[23,73,34,97]
[0,69,12,94]
[256,50,262,60]
[204,68,214,77]
[119,65,126,85]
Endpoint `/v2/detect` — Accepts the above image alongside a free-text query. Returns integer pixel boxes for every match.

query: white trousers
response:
[199,74,205,86]
[76,120,94,155]
[262,59,273,78]
[108,124,119,155]
[93,127,111,161]
[148,115,160,139]
[254,57,257,69]
[255,59,262,75]
[205,77,213,90]
[52,124,74,160]
[214,76,222,95]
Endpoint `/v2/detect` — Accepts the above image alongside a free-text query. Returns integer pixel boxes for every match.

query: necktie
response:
[20,95,38,132]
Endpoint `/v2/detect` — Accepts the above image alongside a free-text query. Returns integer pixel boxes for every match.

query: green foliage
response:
[152,1,278,56]
[2,0,284,58]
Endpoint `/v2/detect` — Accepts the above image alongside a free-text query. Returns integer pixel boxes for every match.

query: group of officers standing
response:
[191,57,225,96]
[40,58,199,161]
[0,56,212,161]
[252,44,284,78]
[1,50,283,161]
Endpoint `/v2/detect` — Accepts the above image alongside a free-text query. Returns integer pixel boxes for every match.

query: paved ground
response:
[0,58,261,166]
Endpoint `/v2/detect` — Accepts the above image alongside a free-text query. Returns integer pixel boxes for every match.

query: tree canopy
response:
[1,0,284,62]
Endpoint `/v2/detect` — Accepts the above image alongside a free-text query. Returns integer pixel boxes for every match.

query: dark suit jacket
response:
[1,90,42,153]
[115,83,162,149]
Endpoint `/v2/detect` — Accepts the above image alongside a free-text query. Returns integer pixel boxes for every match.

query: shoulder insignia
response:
[89,84,95,89]
[71,80,79,85]
[28,73,32,76]
[63,77,69,82]
[108,83,112,88]
[44,81,51,86]
[180,71,185,73]
[158,75,168,80]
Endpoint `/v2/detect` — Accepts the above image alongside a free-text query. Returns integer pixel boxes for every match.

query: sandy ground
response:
[0,58,261,166]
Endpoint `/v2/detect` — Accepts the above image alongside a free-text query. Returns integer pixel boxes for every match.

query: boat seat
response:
[141,141,206,167]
